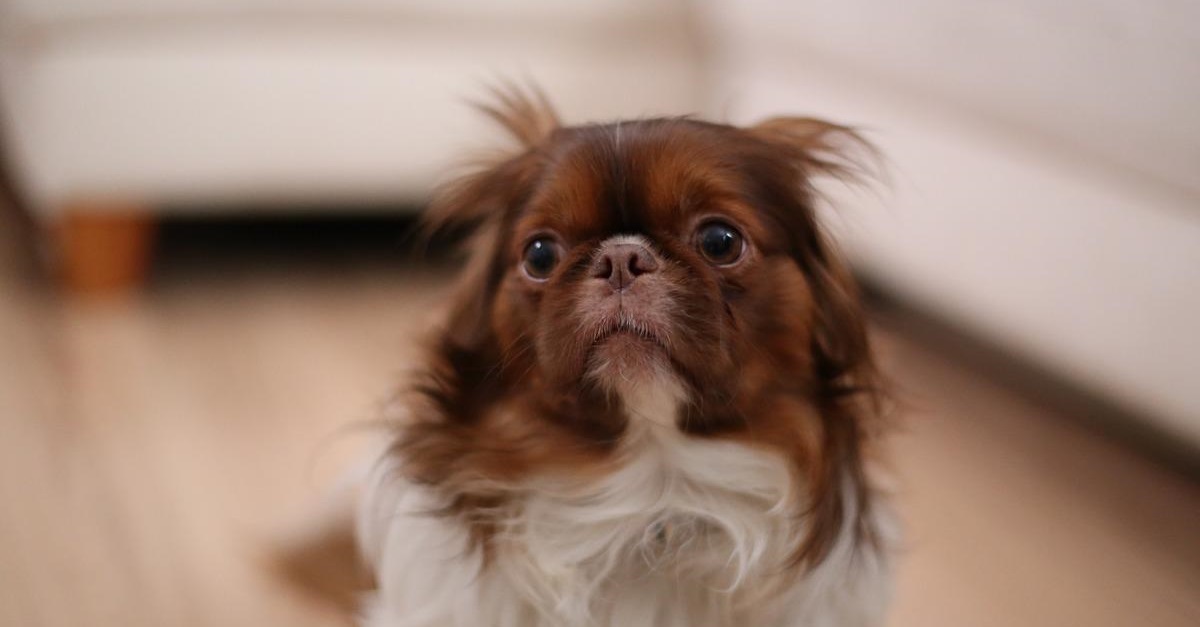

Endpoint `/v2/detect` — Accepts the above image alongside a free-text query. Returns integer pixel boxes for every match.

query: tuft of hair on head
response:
[420,82,559,239]
[472,81,561,151]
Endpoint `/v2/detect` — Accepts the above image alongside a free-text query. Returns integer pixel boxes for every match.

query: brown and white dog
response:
[319,89,893,627]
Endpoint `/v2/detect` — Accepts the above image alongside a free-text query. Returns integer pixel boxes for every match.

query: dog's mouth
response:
[578,314,692,398]
[591,319,669,354]
[580,316,675,379]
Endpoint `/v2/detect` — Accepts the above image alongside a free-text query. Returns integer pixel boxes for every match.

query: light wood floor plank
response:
[1,220,1196,626]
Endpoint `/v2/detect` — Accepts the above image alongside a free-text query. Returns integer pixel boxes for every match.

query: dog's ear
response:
[426,170,517,351]
[748,117,885,567]
[424,85,559,349]
[746,116,879,401]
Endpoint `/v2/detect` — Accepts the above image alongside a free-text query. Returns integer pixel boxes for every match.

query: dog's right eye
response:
[696,221,745,266]
[522,237,560,280]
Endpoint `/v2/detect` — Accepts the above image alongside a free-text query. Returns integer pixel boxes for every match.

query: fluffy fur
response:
[356,86,893,626]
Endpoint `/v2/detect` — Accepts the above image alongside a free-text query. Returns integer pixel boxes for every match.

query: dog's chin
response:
[584,330,673,392]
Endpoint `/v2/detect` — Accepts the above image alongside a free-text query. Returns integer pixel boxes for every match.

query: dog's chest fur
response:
[359,384,890,627]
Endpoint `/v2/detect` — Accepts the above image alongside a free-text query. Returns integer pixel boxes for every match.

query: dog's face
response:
[495,121,826,424]
[409,92,881,565]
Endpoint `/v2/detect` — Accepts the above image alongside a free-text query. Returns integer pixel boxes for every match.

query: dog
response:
[287,88,894,627]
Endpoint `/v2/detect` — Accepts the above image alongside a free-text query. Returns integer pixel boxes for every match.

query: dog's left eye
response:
[522,237,560,280]
[696,221,744,265]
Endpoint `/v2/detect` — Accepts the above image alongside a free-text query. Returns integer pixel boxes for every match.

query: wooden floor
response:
[0,218,1197,627]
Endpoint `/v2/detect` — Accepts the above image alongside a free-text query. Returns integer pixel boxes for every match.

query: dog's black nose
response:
[591,242,659,291]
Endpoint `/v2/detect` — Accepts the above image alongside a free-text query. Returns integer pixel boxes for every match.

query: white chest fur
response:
[358,386,891,627]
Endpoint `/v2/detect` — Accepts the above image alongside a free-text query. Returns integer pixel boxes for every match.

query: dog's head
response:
[407,87,883,566]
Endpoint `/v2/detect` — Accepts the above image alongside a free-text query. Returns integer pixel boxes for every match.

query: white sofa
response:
[0,0,702,214]
[702,0,1200,449]
[0,0,703,292]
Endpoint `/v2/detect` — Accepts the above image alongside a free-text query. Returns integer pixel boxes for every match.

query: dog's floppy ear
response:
[424,85,559,349]
[748,116,886,567]
[745,115,879,402]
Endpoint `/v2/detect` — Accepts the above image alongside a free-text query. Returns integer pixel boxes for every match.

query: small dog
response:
[342,89,892,627]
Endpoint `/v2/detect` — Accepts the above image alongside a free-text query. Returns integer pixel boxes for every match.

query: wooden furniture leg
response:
[54,204,155,297]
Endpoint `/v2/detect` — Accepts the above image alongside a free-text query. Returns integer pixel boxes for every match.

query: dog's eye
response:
[697,222,744,265]
[522,237,560,280]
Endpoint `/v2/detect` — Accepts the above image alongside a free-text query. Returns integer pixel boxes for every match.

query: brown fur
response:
[392,90,885,571]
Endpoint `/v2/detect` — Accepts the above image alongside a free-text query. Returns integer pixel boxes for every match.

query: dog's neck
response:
[612,371,687,432]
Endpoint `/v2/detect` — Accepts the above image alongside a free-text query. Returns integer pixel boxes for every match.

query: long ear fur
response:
[423,85,559,349]
[749,116,887,566]
[747,116,882,406]
[748,117,878,184]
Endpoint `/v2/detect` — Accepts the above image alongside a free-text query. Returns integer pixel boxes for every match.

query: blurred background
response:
[0,1,1197,626]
